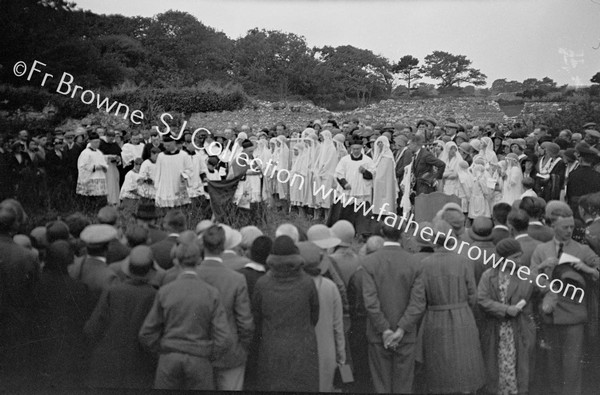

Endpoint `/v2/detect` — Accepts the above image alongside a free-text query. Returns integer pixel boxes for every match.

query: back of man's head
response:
[174,241,201,268]
[97,206,118,226]
[519,196,545,221]
[492,203,512,225]
[507,209,530,234]
[380,223,401,242]
[125,225,149,247]
[163,210,186,233]
[203,225,226,255]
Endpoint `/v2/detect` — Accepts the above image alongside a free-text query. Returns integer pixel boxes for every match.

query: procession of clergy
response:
[2,117,600,394]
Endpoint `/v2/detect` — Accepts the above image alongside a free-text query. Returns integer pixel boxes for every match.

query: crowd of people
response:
[1,116,600,394]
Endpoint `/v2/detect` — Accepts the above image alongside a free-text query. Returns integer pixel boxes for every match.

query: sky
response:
[74,0,600,87]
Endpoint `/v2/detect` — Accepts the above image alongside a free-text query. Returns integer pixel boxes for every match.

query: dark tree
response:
[420,51,487,88]
[391,55,422,94]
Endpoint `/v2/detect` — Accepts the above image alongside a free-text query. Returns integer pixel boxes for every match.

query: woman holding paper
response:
[478,238,536,395]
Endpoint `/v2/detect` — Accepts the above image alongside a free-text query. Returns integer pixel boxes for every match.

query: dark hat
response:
[445,122,459,129]
[349,135,364,146]
[425,118,437,126]
[562,148,577,161]
[271,235,299,256]
[162,133,175,143]
[88,131,99,141]
[134,203,160,220]
[468,217,494,242]
[541,142,560,156]
[575,142,599,156]
[495,238,522,258]
[249,236,273,265]
[46,220,70,243]
[455,132,468,141]
[583,122,597,130]
[241,139,253,149]
[554,138,569,150]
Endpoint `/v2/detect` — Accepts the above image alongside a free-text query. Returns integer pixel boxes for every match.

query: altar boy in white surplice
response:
[154,134,193,208]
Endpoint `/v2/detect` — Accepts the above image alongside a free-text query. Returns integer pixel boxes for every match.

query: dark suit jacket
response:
[515,234,541,268]
[566,166,600,205]
[197,258,254,369]
[361,244,425,343]
[394,147,412,185]
[150,234,178,270]
[412,148,445,195]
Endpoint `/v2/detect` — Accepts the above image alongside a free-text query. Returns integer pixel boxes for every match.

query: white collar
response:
[514,234,528,240]
[88,255,107,263]
[204,256,223,263]
[244,262,266,272]
[383,241,401,247]
[168,233,179,238]
[493,225,509,231]
[529,221,543,226]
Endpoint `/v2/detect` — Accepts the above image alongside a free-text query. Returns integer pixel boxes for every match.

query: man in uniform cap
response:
[566,143,600,216]
[76,224,119,302]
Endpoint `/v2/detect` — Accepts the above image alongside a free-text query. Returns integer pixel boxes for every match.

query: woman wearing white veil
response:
[333,134,348,160]
[313,130,339,220]
[501,153,524,205]
[370,136,397,217]
[439,141,463,197]
[480,136,498,165]
[255,137,272,203]
[290,143,308,213]
[275,135,290,210]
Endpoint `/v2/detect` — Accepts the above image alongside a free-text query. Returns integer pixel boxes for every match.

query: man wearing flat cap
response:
[566,143,600,215]
[75,224,119,303]
[530,202,600,395]
[583,129,600,151]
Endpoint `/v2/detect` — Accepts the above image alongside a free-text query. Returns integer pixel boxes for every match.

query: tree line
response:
[1,0,598,109]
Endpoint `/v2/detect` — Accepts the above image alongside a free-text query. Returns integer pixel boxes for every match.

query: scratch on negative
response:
[594,41,600,50]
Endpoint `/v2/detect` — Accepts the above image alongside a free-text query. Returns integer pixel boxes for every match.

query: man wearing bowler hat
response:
[134,203,167,244]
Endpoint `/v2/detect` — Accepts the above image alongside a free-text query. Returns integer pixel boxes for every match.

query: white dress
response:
[154,150,193,207]
[501,166,524,205]
[186,151,208,199]
[138,159,157,199]
[119,169,141,200]
[76,147,107,196]
[334,152,374,203]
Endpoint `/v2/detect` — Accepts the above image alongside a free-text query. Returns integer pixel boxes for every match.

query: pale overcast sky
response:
[75,0,600,87]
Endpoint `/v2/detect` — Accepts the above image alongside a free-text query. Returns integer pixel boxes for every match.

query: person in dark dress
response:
[566,143,600,217]
[84,246,158,389]
[252,236,320,392]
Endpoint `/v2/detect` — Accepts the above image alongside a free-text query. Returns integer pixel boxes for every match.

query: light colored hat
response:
[330,220,355,247]
[307,224,341,249]
[80,224,118,245]
[221,224,242,250]
[240,226,263,249]
[195,219,214,235]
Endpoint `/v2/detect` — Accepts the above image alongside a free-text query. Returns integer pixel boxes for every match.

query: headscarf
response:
[291,143,309,176]
[277,135,290,170]
[255,138,271,171]
[372,136,394,168]
[456,160,473,194]
[481,136,498,164]
[315,130,338,177]
[439,141,462,173]
[333,134,348,160]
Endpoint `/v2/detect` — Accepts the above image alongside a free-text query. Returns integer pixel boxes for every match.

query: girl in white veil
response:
[313,130,339,220]
[370,136,397,216]
[439,141,463,197]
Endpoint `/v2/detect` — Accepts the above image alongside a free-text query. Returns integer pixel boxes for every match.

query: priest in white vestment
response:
[76,131,108,209]
[154,134,193,208]
[327,135,376,238]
